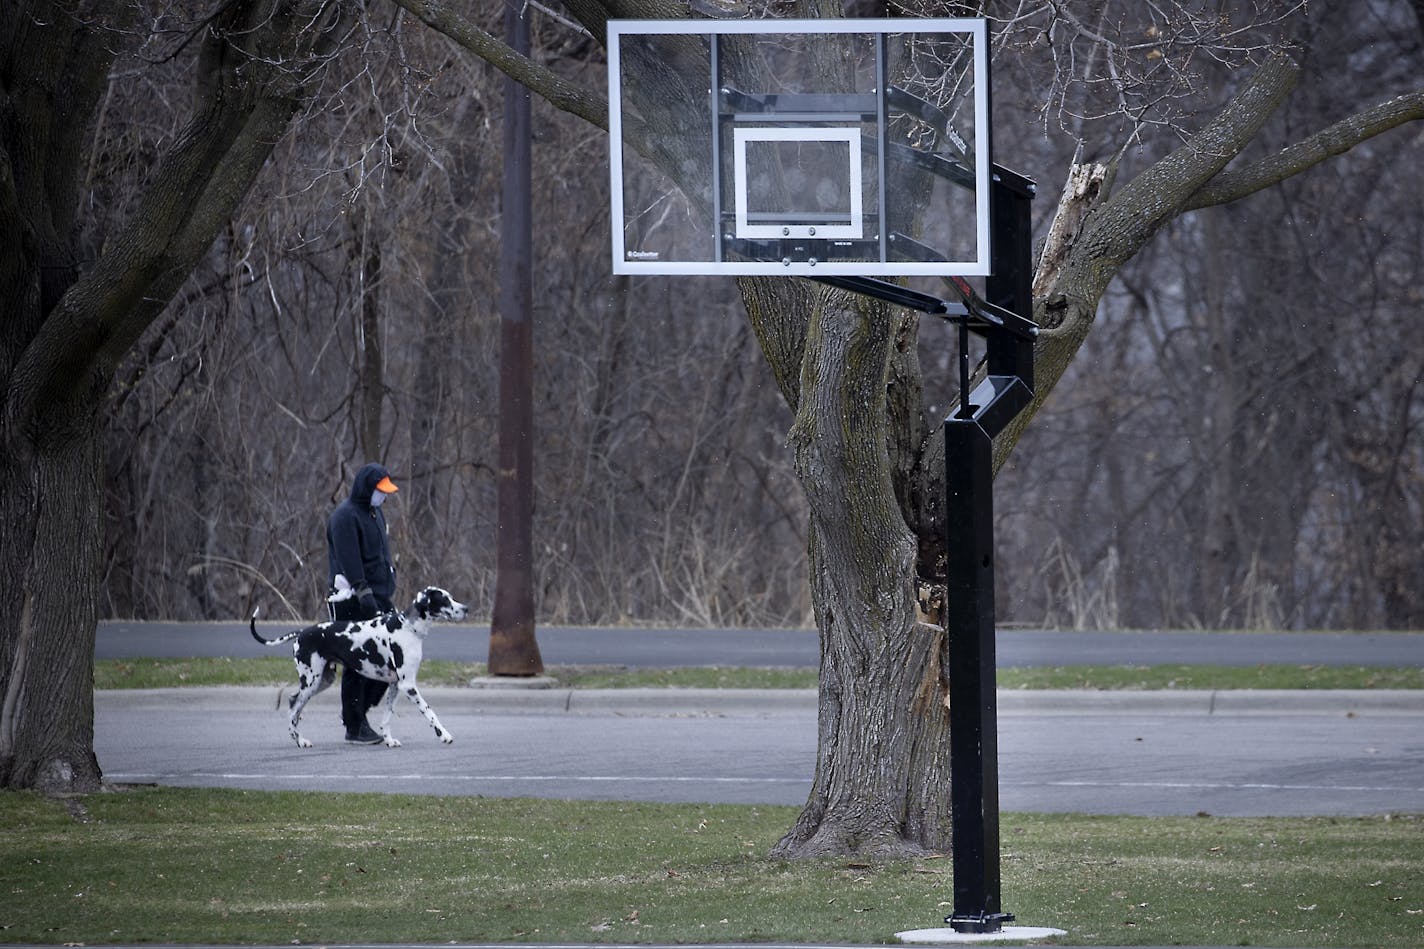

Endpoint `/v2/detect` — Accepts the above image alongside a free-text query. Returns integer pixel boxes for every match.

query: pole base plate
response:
[946,911,1016,934]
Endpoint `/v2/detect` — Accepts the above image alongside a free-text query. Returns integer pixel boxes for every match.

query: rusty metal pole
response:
[489,0,544,677]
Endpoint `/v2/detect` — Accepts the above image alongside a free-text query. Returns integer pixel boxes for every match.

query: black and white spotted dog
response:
[249,586,468,748]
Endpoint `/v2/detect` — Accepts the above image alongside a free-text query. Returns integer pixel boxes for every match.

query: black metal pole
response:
[812,172,1037,939]
[944,412,1013,934]
[944,168,1035,935]
[957,319,971,420]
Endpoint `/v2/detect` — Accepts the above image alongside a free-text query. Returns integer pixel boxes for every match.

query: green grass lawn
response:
[999,663,1424,691]
[56,657,1424,945]
[93,656,1424,691]
[3,787,1421,946]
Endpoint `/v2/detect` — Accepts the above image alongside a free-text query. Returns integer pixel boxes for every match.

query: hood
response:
[349,463,393,505]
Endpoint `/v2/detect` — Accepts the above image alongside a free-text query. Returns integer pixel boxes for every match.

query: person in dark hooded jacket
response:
[326,462,400,744]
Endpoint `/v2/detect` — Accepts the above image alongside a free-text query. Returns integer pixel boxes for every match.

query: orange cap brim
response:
[375,475,399,493]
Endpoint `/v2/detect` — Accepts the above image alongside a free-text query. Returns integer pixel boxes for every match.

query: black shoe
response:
[344,722,382,744]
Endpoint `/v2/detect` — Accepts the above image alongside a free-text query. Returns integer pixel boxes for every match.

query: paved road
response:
[94,623,1423,816]
[96,686,1424,816]
[97,621,1424,667]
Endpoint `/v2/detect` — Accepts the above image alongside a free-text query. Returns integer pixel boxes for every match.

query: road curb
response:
[94,686,1424,717]
[996,688,1424,715]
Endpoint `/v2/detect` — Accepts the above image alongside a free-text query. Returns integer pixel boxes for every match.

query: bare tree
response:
[98,7,807,632]
[999,0,1424,630]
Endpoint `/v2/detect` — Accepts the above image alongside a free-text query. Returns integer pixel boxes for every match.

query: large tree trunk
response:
[0,398,107,792]
[755,283,953,858]
[774,534,953,858]
[0,0,343,792]
[0,0,119,794]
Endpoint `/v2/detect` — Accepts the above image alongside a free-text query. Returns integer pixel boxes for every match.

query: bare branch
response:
[1185,88,1424,211]
[6,0,347,434]
[1075,49,1299,279]
[389,0,609,131]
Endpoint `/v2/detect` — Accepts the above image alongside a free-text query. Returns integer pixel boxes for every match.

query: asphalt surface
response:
[95,684,1424,816]
[91,625,1424,814]
[96,621,1424,668]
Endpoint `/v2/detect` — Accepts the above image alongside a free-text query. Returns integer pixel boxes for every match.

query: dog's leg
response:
[292,665,336,710]
[288,686,316,748]
[287,658,327,748]
[376,681,401,748]
[399,681,453,743]
[311,665,337,700]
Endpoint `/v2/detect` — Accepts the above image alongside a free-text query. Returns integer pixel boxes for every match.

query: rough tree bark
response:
[764,285,953,858]
[0,0,346,792]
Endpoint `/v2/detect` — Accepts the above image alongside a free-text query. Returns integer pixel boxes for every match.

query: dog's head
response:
[410,586,469,622]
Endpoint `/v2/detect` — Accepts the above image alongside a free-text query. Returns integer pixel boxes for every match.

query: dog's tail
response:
[249,608,302,647]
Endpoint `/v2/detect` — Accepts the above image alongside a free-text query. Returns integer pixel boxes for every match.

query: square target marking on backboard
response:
[732,126,864,240]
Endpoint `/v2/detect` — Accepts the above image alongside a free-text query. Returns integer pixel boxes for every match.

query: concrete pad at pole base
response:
[896,925,1067,943]
[467,675,560,689]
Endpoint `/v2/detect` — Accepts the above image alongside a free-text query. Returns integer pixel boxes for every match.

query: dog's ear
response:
[423,587,454,617]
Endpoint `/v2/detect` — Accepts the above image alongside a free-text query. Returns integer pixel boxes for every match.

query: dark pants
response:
[330,595,393,732]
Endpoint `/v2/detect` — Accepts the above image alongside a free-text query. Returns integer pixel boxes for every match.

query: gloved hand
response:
[357,587,379,618]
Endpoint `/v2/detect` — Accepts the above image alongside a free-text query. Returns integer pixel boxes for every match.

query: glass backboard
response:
[608,18,990,277]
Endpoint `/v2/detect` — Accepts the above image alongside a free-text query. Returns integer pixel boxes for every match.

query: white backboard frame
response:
[607,18,991,278]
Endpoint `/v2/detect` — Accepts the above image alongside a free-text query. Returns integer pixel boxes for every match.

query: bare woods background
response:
[102,5,1422,631]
